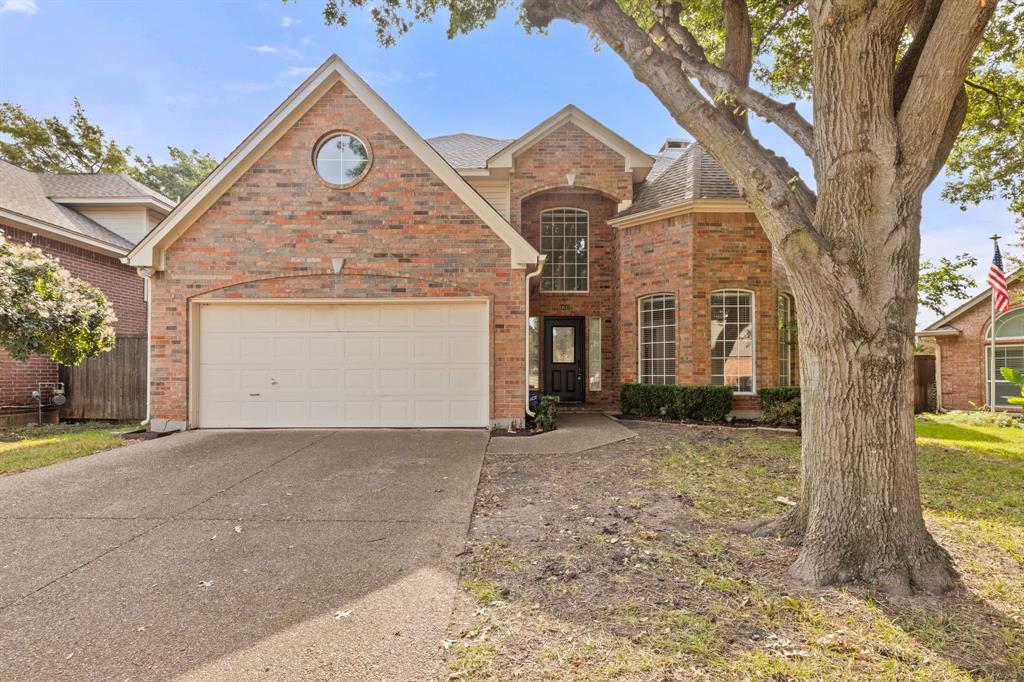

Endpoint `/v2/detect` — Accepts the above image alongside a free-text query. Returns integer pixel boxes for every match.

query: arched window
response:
[711,290,755,393]
[639,294,676,384]
[778,293,796,387]
[986,308,1024,408]
[540,208,588,292]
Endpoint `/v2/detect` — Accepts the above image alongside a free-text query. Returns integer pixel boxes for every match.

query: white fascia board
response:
[607,199,752,228]
[0,208,128,257]
[127,54,539,270]
[487,105,654,174]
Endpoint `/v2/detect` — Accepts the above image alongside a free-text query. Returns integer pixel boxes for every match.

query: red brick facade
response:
[148,82,526,426]
[931,280,1023,411]
[614,211,781,412]
[144,81,795,427]
[0,224,145,408]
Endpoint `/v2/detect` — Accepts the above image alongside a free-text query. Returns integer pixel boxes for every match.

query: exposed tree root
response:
[739,512,959,596]
[736,508,803,546]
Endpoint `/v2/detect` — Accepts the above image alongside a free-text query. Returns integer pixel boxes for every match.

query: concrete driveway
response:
[0,429,487,681]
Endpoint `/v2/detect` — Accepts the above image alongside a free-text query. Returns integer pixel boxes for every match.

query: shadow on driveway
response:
[0,428,487,681]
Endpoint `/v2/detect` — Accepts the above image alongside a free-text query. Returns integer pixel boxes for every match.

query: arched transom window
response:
[986,308,1024,408]
[540,208,589,292]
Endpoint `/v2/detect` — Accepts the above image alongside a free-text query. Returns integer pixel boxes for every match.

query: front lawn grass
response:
[446,415,1024,680]
[0,421,137,475]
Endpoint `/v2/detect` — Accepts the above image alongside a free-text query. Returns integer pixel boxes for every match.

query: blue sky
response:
[0,0,1015,325]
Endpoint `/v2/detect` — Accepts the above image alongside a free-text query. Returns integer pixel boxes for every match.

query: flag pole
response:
[990,234,1001,413]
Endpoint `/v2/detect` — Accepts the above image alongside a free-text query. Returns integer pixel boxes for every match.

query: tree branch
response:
[896,0,997,191]
[647,18,815,156]
[720,0,753,133]
[523,0,821,261]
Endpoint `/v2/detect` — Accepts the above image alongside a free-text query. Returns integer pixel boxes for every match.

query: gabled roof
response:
[0,160,135,254]
[486,105,654,173]
[919,268,1023,335]
[126,54,540,270]
[427,133,512,169]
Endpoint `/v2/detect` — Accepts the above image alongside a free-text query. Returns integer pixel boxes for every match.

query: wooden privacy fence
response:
[59,335,146,421]
[913,354,937,414]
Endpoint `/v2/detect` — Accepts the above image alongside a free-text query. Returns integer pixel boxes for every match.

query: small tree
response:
[0,234,116,366]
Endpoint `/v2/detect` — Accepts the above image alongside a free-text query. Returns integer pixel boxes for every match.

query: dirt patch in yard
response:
[441,421,1024,680]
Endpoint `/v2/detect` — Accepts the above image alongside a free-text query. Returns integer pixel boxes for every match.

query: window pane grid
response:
[541,209,588,292]
[711,290,755,392]
[986,345,1024,408]
[639,294,676,385]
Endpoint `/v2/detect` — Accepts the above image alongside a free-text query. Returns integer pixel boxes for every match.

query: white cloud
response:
[246,44,301,58]
[282,66,316,79]
[280,15,299,28]
[301,35,314,46]
[225,66,318,94]
[162,92,195,105]
[0,0,38,14]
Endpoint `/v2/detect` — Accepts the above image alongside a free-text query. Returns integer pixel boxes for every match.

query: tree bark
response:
[752,204,956,595]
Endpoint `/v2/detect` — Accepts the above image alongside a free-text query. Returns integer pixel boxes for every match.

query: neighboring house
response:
[0,160,173,413]
[126,55,797,432]
[918,271,1024,411]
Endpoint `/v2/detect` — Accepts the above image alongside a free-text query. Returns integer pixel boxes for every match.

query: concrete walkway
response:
[0,428,487,681]
[487,413,636,455]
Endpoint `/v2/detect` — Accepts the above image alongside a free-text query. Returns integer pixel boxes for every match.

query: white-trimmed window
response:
[986,308,1024,408]
[639,294,676,384]
[778,293,796,387]
[540,208,589,292]
[711,290,755,393]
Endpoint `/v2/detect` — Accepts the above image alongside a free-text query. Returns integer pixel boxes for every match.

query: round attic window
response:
[314,132,371,187]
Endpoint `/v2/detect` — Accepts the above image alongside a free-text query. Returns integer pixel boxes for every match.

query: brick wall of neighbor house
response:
[0,224,145,408]
[933,281,1024,411]
[618,211,777,412]
[148,81,527,426]
[522,190,620,407]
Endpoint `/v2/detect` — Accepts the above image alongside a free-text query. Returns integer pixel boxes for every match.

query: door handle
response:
[249,393,261,397]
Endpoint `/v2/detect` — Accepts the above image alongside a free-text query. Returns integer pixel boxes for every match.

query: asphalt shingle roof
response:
[37,172,173,205]
[426,133,513,169]
[0,161,136,250]
[618,143,741,218]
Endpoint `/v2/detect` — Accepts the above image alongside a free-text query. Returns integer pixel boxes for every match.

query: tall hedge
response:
[759,386,801,411]
[620,384,734,422]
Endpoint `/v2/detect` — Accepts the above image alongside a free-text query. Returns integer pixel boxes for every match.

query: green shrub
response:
[620,384,734,422]
[918,410,1024,429]
[759,386,801,411]
[535,395,559,431]
[762,397,801,428]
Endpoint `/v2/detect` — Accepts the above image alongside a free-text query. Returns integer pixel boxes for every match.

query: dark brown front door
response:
[544,317,584,403]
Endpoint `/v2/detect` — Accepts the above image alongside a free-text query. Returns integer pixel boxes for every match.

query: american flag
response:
[988,241,1010,313]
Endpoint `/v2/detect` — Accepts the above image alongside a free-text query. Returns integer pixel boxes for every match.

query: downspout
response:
[524,255,547,419]
[137,267,154,427]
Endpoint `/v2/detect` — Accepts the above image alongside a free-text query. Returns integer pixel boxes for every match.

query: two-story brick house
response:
[127,55,797,431]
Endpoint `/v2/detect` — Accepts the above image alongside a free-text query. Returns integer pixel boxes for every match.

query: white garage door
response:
[196,301,489,428]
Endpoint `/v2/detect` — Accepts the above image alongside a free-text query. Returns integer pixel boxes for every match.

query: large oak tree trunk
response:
[755,203,957,595]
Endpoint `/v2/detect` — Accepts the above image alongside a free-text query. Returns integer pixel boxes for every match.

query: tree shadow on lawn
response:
[448,422,1024,680]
